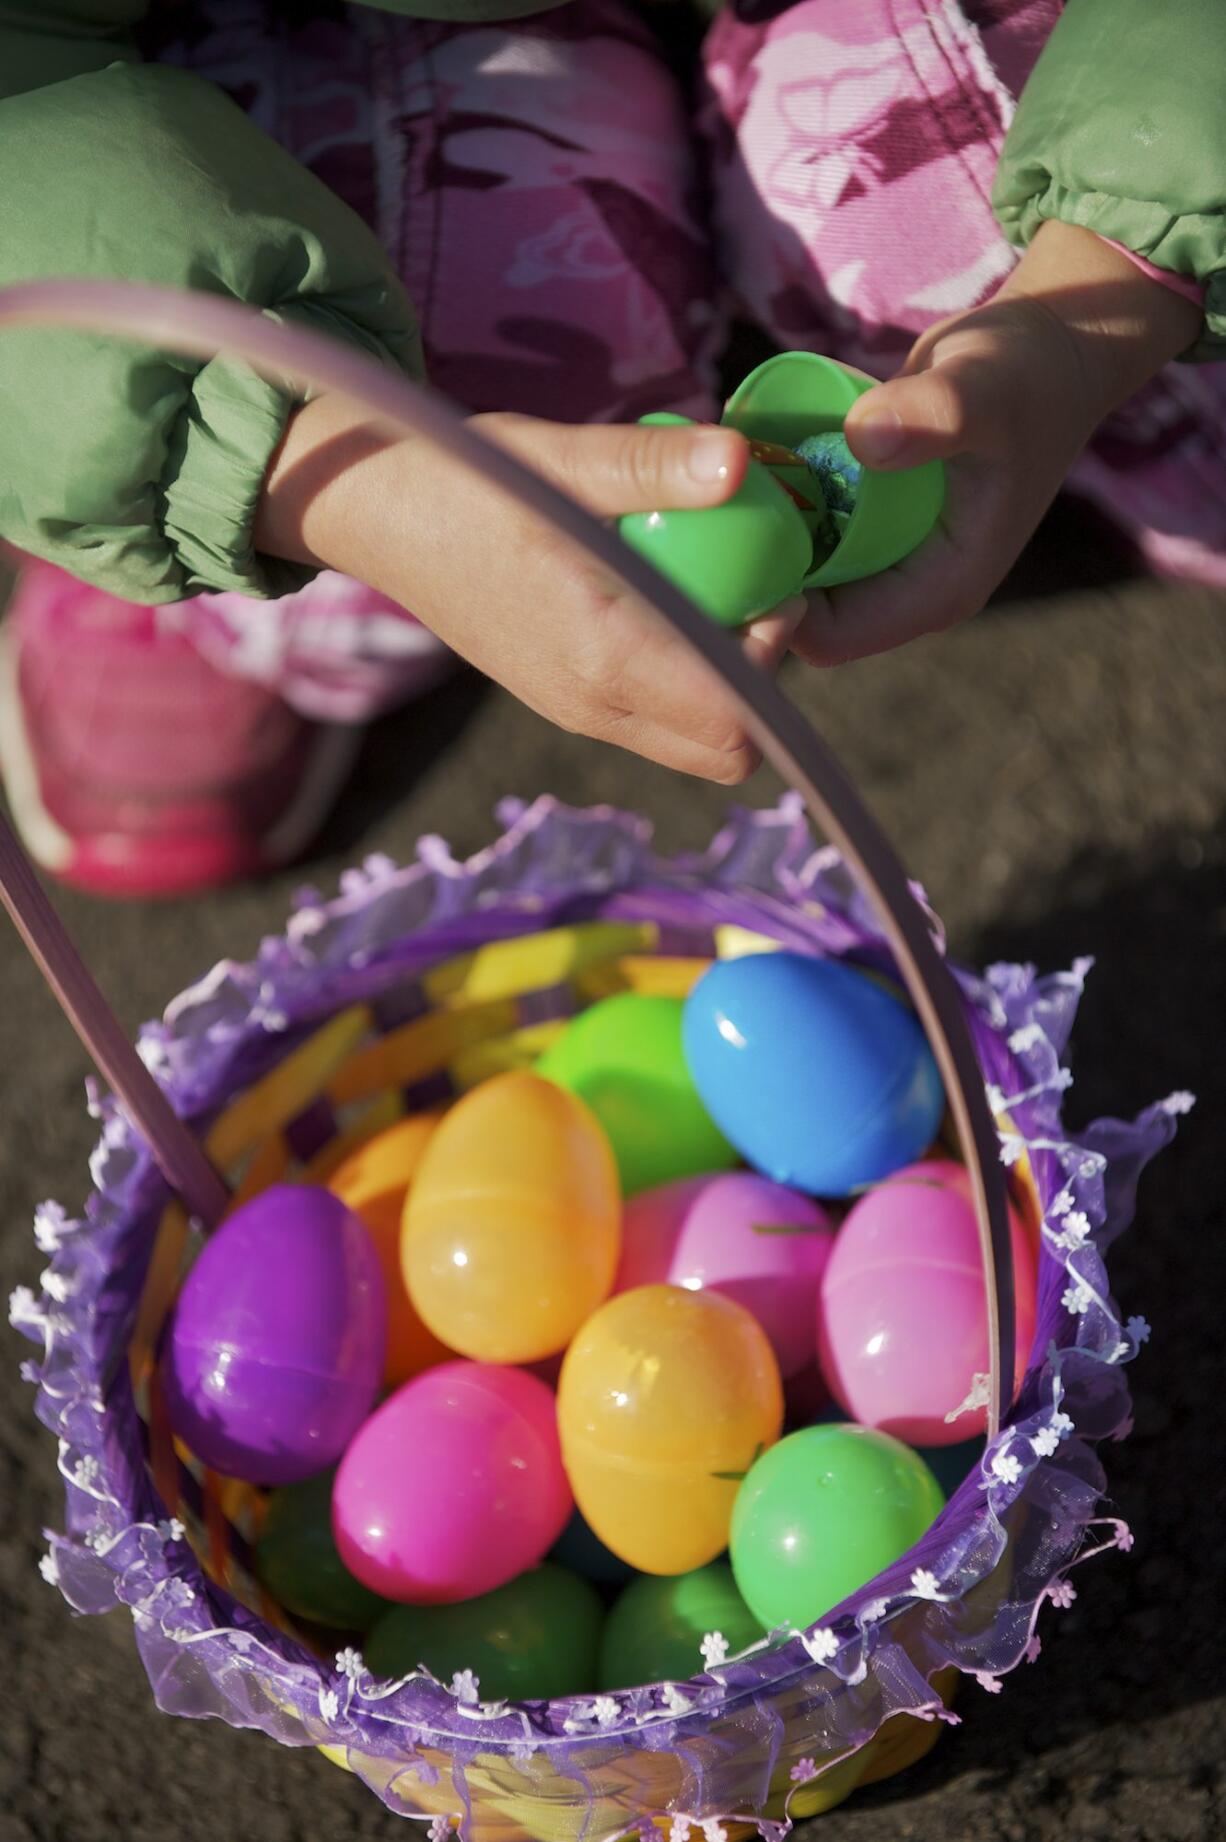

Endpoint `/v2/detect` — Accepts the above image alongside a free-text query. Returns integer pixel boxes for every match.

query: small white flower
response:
[1049,1189,1073,1219]
[74,1456,100,1487]
[39,1550,59,1586]
[999,1137,1025,1168]
[859,1598,890,1624]
[1024,1635,1042,1663]
[335,1647,364,1682]
[910,1569,941,1601]
[40,1270,75,1304]
[991,1452,1023,1485]
[1030,1426,1061,1459]
[33,1203,70,1253]
[1048,1579,1077,1609]
[428,1818,452,1842]
[1062,1281,1093,1316]
[976,1672,1003,1694]
[9,1285,38,1323]
[1008,1025,1043,1054]
[661,1684,691,1715]
[985,1084,1007,1115]
[790,1757,818,1784]
[157,1518,185,1544]
[700,1631,729,1669]
[669,1820,691,1842]
[1051,1411,1075,1440]
[318,1688,340,1723]
[85,1528,109,1552]
[802,1626,839,1664]
[702,1821,726,1842]
[1127,1315,1152,1347]
[451,1669,480,1706]
[1052,1211,1091,1250]
[1115,1522,1135,1553]
[593,1696,619,1728]
[1163,1090,1195,1116]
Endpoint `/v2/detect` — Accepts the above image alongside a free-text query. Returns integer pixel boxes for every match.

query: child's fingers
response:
[790,528,985,666]
[742,595,807,673]
[567,588,806,782]
[843,359,1001,471]
[474,412,749,515]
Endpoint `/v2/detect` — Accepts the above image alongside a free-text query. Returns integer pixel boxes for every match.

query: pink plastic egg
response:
[817,1159,1037,1445]
[618,1173,835,1379]
[332,1362,572,1603]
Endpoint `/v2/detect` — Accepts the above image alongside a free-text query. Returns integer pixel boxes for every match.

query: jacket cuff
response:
[161,304,422,602]
[995,184,1226,363]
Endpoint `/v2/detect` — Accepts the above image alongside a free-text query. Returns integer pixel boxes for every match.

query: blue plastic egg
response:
[680,952,944,1196]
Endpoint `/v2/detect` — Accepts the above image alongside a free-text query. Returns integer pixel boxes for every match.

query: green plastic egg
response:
[599,1563,764,1690]
[618,413,814,628]
[256,1470,388,1630]
[364,1563,604,1702]
[537,993,737,1197]
[730,1424,945,1631]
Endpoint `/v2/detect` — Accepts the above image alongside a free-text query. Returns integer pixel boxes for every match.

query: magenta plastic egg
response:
[817,1159,1038,1445]
[161,1184,386,1486]
[332,1362,573,1603]
[618,1174,835,1378]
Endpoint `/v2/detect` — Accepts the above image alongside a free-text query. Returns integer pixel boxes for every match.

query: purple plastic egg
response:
[161,1184,386,1485]
[617,1173,835,1379]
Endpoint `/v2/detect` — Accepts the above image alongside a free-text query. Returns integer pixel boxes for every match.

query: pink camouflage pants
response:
[67,0,1226,719]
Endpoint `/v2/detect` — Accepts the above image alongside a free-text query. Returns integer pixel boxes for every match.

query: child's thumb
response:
[844,363,994,471]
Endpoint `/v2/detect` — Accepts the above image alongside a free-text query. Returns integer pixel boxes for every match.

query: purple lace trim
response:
[10,797,1184,1833]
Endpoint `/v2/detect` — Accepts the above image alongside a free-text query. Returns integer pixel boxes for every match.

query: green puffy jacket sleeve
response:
[0,8,423,601]
[993,0,1226,361]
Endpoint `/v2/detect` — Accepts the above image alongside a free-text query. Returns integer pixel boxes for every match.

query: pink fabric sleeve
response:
[1097,236,1205,306]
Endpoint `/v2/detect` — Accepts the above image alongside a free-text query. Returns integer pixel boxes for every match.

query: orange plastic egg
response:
[558,1284,784,1575]
[328,1114,452,1388]
[401,1072,621,1363]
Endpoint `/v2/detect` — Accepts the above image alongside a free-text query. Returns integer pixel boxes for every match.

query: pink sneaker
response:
[0,562,367,897]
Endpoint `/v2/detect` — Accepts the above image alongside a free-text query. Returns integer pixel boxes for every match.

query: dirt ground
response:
[2,509,1224,1841]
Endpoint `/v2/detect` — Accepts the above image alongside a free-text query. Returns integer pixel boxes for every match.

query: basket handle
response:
[0,281,1015,1439]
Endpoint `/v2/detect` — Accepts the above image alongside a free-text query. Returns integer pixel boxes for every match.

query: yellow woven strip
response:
[450,1021,566,1092]
[714,925,785,959]
[128,1201,191,1389]
[576,954,711,1002]
[300,1091,406,1185]
[205,1006,373,1172]
[328,995,519,1106]
[232,1132,292,1209]
[421,921,657,1004]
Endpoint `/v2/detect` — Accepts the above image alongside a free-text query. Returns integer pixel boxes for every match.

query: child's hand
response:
[258,403,803,783]
[793,222,1204,666]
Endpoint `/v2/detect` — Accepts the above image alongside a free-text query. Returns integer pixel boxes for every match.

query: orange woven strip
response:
[146,1366,182,1522]
[202,1471,233,1588]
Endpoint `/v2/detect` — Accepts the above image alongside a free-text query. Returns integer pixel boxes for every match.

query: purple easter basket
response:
[4,283,1182,1841]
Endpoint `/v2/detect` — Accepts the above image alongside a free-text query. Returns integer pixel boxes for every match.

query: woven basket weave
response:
[13,794,1180,1838]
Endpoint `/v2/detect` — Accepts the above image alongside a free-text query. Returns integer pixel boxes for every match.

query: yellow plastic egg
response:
[328,1113,453,1388]
[401,1071,621,1363]
[558,1285,784,1575]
